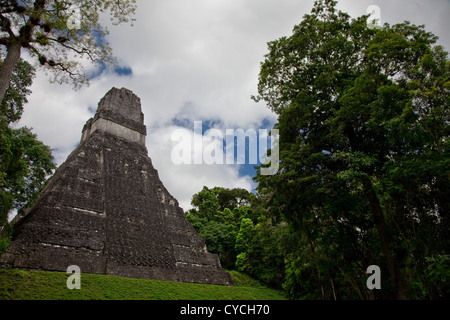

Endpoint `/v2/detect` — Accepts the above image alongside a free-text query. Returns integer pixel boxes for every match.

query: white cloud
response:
[148,124,254,210]
[17,0,450,211]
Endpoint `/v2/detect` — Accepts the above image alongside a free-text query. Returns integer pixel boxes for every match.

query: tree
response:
[187,186,288,289]
[0,126,55,219]
[254,0,449,299]
[0,0,137,103]
[186,186,255,269]
[1,58,55,233]
[235,217,289,289]
[0,57,34,122]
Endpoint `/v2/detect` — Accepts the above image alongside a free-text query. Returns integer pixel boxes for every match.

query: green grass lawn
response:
[0,269,286,300]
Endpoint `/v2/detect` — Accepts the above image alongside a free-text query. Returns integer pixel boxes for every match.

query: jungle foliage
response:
[188,0,449,300]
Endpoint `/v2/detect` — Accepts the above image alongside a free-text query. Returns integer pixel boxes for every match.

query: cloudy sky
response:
[17,0,450,210]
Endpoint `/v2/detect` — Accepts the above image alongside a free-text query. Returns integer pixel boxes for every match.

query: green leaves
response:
[0,125,55,220]
[186,186,288,288]
[186,186,255,269]
[254,0,449,299]
[0,57,55,228]
[0,59,35,124]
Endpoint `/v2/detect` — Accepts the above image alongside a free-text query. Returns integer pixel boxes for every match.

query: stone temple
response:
[0,87,233,286]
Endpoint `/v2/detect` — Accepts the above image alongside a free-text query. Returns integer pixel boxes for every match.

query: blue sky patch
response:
[88,63,133,80]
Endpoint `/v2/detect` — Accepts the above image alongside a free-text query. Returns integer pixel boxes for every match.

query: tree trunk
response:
[0,41,22,104]
[329,271,337,300]
[362,178,407,299]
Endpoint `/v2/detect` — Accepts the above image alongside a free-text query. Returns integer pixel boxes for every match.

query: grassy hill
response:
[0,269,286,300]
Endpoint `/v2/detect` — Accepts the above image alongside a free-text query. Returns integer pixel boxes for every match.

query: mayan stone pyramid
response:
[0,87,233,285]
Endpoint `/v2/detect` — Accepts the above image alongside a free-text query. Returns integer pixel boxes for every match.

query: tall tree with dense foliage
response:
[0,0,137,103]
[253,0,449,299]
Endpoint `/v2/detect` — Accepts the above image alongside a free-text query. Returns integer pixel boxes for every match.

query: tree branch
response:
[0,13,16,39]
[46,36,97,62]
